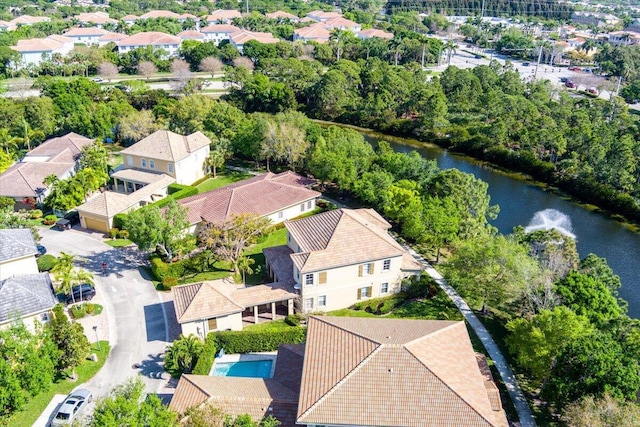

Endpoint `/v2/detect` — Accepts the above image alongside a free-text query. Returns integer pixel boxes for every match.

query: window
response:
[207,318,217,331]
[141,159,147,168]
[168,163,174,173]
[381,282,389,294]
[149,159,155,169]
[318,295,327,307]
[359,262,375,276]
[300,203,305,212]
[383,259,391,271]
[278,211,283,219]
[127,156,133,166]
[319,271,327,284]
[305,273,313,286]
[357,286,372,300]
[304,298,314,311]
[307,200,312,209]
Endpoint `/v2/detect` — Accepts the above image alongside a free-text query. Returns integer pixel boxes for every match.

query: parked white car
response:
[51,389,92,426]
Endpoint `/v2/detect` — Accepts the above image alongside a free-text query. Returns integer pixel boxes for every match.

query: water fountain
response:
[524,209,576,239]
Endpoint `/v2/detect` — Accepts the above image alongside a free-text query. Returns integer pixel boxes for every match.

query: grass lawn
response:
[9,341,110,427]
[195,171,251,193]
[242,319,299,332]
[242,228,288,285]
[104,238,133,248]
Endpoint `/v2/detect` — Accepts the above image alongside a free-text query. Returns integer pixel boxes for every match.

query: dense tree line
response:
[385,0,574,19]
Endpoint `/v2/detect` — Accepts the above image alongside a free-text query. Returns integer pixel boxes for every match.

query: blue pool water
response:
[212,360,273,378]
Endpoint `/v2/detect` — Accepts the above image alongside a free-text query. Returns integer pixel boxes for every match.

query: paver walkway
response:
[405,246,537,427]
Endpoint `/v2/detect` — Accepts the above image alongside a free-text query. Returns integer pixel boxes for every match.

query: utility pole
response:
[615,74,623,96]
[245,0,249,14]
[532,41,544,83]
[481,0,486,19]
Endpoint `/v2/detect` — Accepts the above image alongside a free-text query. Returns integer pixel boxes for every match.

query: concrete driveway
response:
[38,226,174,399]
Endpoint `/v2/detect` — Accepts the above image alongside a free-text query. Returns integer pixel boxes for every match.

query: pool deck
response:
[211,352,278,377]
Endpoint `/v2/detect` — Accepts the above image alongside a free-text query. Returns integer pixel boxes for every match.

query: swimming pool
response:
[212,360,273,378]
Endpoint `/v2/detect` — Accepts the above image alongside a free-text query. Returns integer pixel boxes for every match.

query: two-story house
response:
[116,32,182,56]
[63,27,109,46]
[205,9,242,24]
[264,208,422,313]
[76,130,210,233]
[200,24,240,44]
[11,34,75,67]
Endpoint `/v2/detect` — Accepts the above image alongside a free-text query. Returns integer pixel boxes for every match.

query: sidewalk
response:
[405,246,536,427]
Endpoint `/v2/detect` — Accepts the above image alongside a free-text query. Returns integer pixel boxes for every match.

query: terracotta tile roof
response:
[323,16,360,29]
[0,273,56,324]
[64,27,108,37]
[297,317,507,427]
[178,171,319,226]
[13,35,72,52]
[172,282,244,323]
[122,14,138,21]
[99,32,127,42]
[120,130,210,162]
[76,174,174,218]
[117,31,181,47]
[286,208,410,273]
[229,29,278,45]
[200,24,240,34]
[111,168,169,184]
[27,132,93,158]
[181,13,197,20]
[358,28,393,39]
[171,375,299,425]
[140,10,181,20]
[0,228,37,262]
[76,12,116,25]
[10,15,50,25]
[263,245,294,285]
[401,252,423,271]
[206,9,242,22]
[273,344,305,394]
[233,281,297,307]
[266,11,298,20]
[306,10,342,21]
[177,30,204,40]
[294,23,331,41]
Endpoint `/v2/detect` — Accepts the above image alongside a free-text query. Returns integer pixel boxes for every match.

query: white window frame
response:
[127,155,133,166]
[360,286,371,298]
[149,159,155,169]
[141,158,147,168]
[381,282,389,294]
[278,211,283,219]
[383,259,391,271]
[304,298,314,311]
[305,273,313,286]
[168,162,174,173]
[307,200,312,209]
[363,263,372,275]
[318,295,327,307]
[300,203,305,212]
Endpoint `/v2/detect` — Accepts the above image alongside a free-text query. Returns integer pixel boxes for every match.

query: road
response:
[38,226,174,398]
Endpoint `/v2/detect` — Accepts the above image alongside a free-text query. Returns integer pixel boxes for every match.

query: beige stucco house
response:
[77,130,211,233]
[0,228,39,280]
[170,316,508,427]
[263,208,423,313]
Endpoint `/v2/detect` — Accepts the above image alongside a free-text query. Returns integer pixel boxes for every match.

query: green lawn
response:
[104,238,133,248]
[9,341,110,427]
[242,319,298,332]
[195,171,252,193]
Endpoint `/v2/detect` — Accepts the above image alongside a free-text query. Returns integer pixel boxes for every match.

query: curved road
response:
[39,227,173,398]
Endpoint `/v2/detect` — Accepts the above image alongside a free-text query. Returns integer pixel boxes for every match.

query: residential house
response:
[76,11,117,28]
[572,11,621,28]
[293,23,331,43]
[0,20,13,32]
[200,24,240,44]
[263,208,422,313]
[10,15,50,27]
[177,30,204,41]
[266,11,299,22]
[12,34,75,66]
[98,32,127,46]
[172,279,297,338]
[77,130,210,232]
[305,10,342,22]
[0,133,94,208]
[121,15,139,26]
[63,27,109,46]
[0,273,57,330]
[608,30,640,46]
[205,9,242,24]
[177,171,320,232]
[357,28,393,39]
[170,316,509,427]
[229,30,278,53]
[139,10,182,20]
[116,31,182,56]
[322,16,361,32]
[0,229,39,280]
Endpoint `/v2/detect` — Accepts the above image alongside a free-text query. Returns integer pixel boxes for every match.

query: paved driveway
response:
[39,227,173,398]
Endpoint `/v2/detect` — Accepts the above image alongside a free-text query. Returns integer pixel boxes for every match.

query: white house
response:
[229,30,279,54]
[200,24,240,44]
[63,27,109,46]
[205,9,242,24]
[0,229,39,280]
[76,11,117,28]
[0,273,57,331]
[116,31,182,56]
[12,34,74,66]
[264,208,423,313]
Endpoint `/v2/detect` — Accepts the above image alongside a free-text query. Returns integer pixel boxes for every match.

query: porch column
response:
[271,302,276,319]
[253,305,259,324]
[287,299,294,315]
[113,178,119,192]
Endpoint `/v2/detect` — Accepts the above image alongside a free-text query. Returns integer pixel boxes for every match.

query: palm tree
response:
[443,40,457,66]
[329,29,347,62]
[204,148,226,178]
[0,128,21,156]
[17,120,44,151]
[237,256,255,284]
[52,252,93,303]
[165,335,203,375]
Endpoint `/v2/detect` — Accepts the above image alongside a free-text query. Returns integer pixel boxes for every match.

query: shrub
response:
[37,254,58,272]
[84,303,95,315]
[109,228,119,239]
[43,214,57,225]
[150,255,185,281]
[29,209,43,219]
[168,183,188,194]
[117,229,129,239]
[0,196,15,210]
[193,333,217,375]
[213,327,306,354]
[162,276,178,288]
[70,305,87,319]
[285,313,304,326]
[113,213,128,230]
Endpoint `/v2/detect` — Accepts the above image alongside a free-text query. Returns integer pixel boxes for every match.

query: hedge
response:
[113,213,127,230]
[168,183,188,194]
[37,254,58,272]
[212,327,306,354]
[150,255,185,281]
[116,185,198,230]
[193,333,217,375]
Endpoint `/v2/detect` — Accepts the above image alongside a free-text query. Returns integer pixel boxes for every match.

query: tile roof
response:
[76,11,116,25]
[10,15,50,25]
[139,10,182,19]
[172,279,297,323]
[323,16,360,29]
[206,9,242,22]
[294,23,331,41]
[0,228,37,263]
[75,173,174,218]
[117,31,182,47]
[229,29,279,45]
[64,27,109,37]
[297,316,508,427]
[266,11,299,20]
[286,208,412,273]
[99,32,127,42]
[200,24,241,34]
[122,14,138,21]
[306,10,342,21]
[178,171,319,226]
[177,30,204,40]
[358,28,393,39]
[0,273,57,324]
[119,130,210,162]
[13,35,73,52]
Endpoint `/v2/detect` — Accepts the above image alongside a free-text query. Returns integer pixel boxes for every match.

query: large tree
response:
[164,334,203,378]
[47,305,90,378]
[563,393,640,427]
[124,200,190,261]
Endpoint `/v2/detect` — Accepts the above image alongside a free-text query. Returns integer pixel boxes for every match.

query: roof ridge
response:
[341,209,402,254]
[403,320,461,346]
[298,338,383,421]
[17,275,52,305]
[179,282,204,319]
[184,374,214,399]
[207,281,244,309]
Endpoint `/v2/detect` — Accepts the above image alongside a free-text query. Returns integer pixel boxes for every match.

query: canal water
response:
[362,132,640,318]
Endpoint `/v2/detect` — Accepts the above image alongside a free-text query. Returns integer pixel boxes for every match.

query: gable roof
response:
[177,171,319,226]
[177,30,204,40]
[76,11,116,25]
[297,316,507,427]
[323,16,360,29]
[99,32,127,43]
[200,24,240,34]
[0,273,57,324]
[0,229,37,263]
[119,130,210,162]
[229,29,279,45]
[266,11,299,20]
[358,28,393,39]
[139,10,182,19]
[13,35,73,53]
[286,208,416,273]
[10,15,50,25]
[206,9,242,22]
[294,22,331,41]
[117,31,182,47]
[64,27,109,37]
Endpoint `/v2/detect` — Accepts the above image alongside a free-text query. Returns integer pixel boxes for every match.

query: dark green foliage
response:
[47,305,90,375]
[150,255,185,281]
[554,271,623,324]
[162,276,178,288]
[164,335,203,378]
[353,294,405,315]
[213,328,306,354]
[387,0,573,19]
[167,183,189,194]
[401,275,437,299]
[113,213,128,230]
[284,313,303,326]
[193,333,218,375]
[37,254,58,272]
